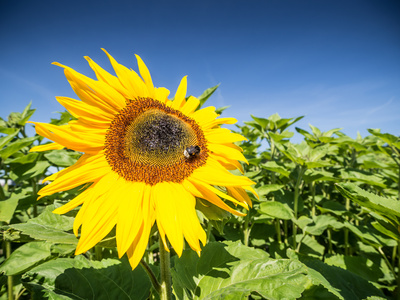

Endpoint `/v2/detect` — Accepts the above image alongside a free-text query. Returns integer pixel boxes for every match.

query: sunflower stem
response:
[140,259,161,294]
[6,241,14,300]
[159,235,172,300]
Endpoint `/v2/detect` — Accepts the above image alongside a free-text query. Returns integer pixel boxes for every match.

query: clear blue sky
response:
[1,0,399,140]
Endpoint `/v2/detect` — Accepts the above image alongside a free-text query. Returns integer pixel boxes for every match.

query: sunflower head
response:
[30,49,257,270]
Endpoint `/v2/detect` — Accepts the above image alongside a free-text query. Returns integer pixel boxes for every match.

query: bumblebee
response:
[184,145,201,159]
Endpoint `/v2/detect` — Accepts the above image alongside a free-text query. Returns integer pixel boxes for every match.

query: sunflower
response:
[30,49,256,270]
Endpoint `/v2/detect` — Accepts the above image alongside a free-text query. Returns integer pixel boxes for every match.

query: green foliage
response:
[1,91,400,299]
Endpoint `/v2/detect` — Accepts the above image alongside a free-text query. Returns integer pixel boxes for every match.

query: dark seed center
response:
[135,113,185,153]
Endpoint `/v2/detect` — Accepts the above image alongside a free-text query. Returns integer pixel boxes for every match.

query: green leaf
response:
[304,215,344,236]
[335,182,400,228]
[0,241,52,276]
[371,220,400,241]
[294,254,386,300]
[0,136,38,160]
[44,150,78,167]
[174,241,310,300]
[198,84,219,108]
[10,160,51,182]
[251,115,269,129]
[18,101,36,125]
[339,169,386,188]
[262,161,290,178]
[368,128,399,147]
[325,254,385,283]
[256,184,284,197]
[215,105,230,115]
[344,221,396,248]
[269,130,294,142]
[4,152,39,164]
[10,205,77,244]
[22,256,152,300]
[259,201,294,220]
[0,189,31,223]
[198,258,309,300]
[0,129,19,149]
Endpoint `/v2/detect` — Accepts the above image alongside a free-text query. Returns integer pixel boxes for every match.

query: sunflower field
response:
[1,85,400,299]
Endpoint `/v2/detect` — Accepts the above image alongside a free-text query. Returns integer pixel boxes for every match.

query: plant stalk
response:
[344,198,350,255]
[243,211,251,247]
[293,166,306,249]
[275,219,282,244]
[398,241,400,300]
[6,241,14,300]
[140,259,161,293]
[159,235,172,300]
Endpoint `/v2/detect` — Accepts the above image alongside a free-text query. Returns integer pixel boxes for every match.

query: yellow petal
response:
[205,128,247,144]
[154,87,170,104]
[84,56,130,99]
[181,96,200,115]
[38,154,109,198]
[191,106,218,126]
[153,182,184,256]
[30,142,64,152]
[207,143,247,163]
[56,97,114,127]
[172,76,187,109]
[135,54,155,97]
[116,181,146,257]
[185,178,246,217]
[102,48,148,98]
[31,122,104,154]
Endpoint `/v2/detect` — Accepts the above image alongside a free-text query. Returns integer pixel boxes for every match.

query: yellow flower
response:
[30,49,256,269]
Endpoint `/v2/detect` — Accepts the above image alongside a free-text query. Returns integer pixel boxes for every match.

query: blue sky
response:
[1,0,399,141]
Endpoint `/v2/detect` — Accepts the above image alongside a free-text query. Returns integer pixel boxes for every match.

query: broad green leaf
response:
[44,150,78,167]
[174,241,271,299]
[344,221,396,248]
[297,235,325,257]
[4,152,39,164]
[339,169,386,188]
[303,215,344,236]
[269,130,293,142]
[325,254,385,283]
[371,220,399,241]
[18,101,36,125]
[294,254,386,300]
[198,84,219,108]
[0,136,38,159]
[318,201,347,216]
[368,128,399,147]
[0,241,52,276]
[251,115,269,130]
[10,205,77,244]
[10,160,51,182]
[0,129,19,149]
[259,201,294,220]
[309,124,322,137]
[276,116,304,132]
[174,241,309,300]
[215,106,230,115]
[262,161,290,178]
[0,189,31,223]
[256,184,284,197]
[303,169,338,183]
[295,127,316,141]
[335,182,400,227]
[198,258,309,300]
[22,256,152,300]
